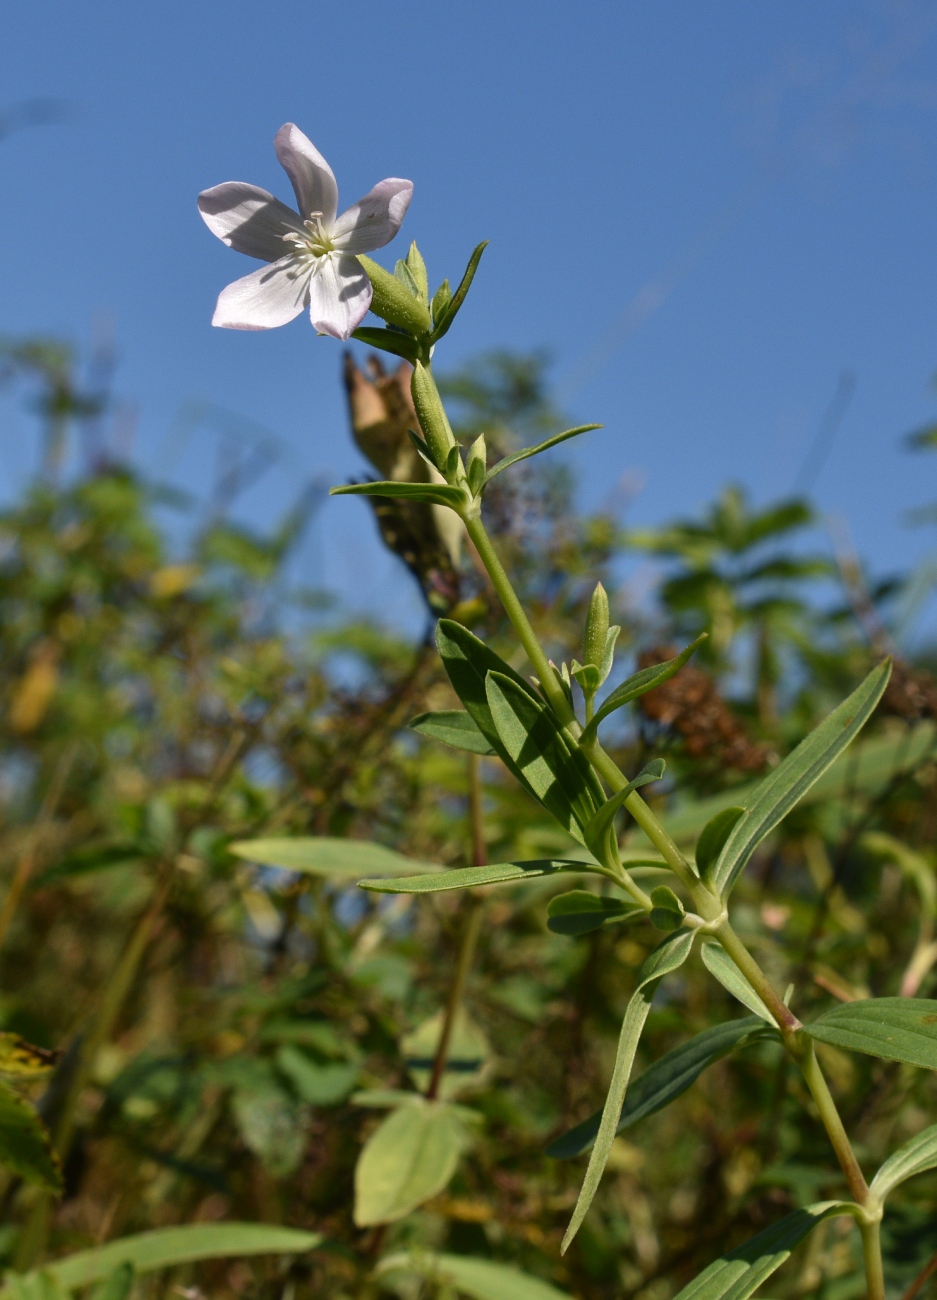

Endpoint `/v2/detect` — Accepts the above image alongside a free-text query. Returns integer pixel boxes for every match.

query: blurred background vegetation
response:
[1,328,937,1300]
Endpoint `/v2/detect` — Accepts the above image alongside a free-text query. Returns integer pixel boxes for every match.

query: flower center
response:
[282,212,334,262]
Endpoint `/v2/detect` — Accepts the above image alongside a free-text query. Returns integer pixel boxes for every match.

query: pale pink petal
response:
[307,253,372,340]
[211,257,310,330]
[198,182,303,262]
[330,179,414,254]
[274,123,338,224]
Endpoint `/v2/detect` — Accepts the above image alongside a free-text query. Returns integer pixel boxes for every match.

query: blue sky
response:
[2,1,937,634]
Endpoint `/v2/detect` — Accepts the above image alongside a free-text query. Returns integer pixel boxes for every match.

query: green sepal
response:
[358,255,432,336]
[431,279,452,326]
[570,661,601,694]
[649,885,685,931]
[409,710,494,756]
[430,241,488,342]
[351,326,421,364]
[394,259,421,298]
[546,890,641,935]
[329,481,466,509]
[580,634,707,745]
[483,425,602,486]
[695,807,745,883]
[404,241,429,303]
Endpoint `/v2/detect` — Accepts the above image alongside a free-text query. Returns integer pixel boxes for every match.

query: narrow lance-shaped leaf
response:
[359,859,597,895]
[561,928,695,1252]
[482,425,602,486]
[701,941,777,1025]
[409,710,495,755]
[666,1202,855,1300]
[88,1264,134,1300]
[13,1224,324,1294]
[376,1252,575,1300]
[803,997,937,1070]
[695,807,745,882]
[583,759,666,860]
[546,890,641,936]
[486,671,603,845]
[580,635,707,745]
[870,1121,937,1201]
[329,480,466,509]
[430,241,488,342]
[230,837,436,879]
[710,659,892,895]
[548,1015,776,1159]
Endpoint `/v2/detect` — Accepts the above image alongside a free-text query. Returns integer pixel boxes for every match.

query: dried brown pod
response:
[342,353,463,614]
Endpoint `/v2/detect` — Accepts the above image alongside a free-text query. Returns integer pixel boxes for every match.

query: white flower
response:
[198,124,413,340]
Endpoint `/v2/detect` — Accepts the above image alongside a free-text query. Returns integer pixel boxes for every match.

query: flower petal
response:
[307,254,372,340]
[330,179,414,254]
[211,257,310,330]
[198,182,303,262]
[274,123,338,224]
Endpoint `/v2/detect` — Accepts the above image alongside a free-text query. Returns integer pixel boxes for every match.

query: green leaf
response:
[276,1046,358,1106]
[804,997,937,1069]
[561,928,695,1251]
[581,636,707,745]
[666,1203,854,1300]
[231,1087,307,1175]
[700,941,777,1024]
[17,1225,323,1293]
[709,660,892,895]
[482,425,602,486]
[359,860,595,895]
[229,837,436,879]
[376,1252,574,1300]
[650,885,685,931]
[430,241,488,342]
[486,671,602,844]
[351,326,421,363]
[409,710,494,755]
[402,1008,489,1098]
[353,1099,473,1226]
[547,1016,775,1158]
[695,808,745,883]
[0,1079,61,1192]
[32,843,144,888]
[870,1121,937,1201]
[663,720,937,845]
[358,255,432,335]
[583,759,666,860]
[88,1264,134,1300]
[546,890,640,935]
[329,480,467,509]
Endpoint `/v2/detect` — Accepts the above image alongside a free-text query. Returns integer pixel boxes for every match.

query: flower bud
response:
[583,583,609,669]
[358,255,432,336]
[411,361,456,470]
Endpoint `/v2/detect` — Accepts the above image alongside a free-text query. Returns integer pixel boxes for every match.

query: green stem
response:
[859,1217,885,1300]
[798,1043,869,1205]
[462,513,574,726]
[713,920,800,1035]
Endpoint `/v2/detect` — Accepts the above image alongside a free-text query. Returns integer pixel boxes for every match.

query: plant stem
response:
[798,1043,869,1204]
[901,1245,937,1300]
[859,1217,885,1300]
[461,514,575,727]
